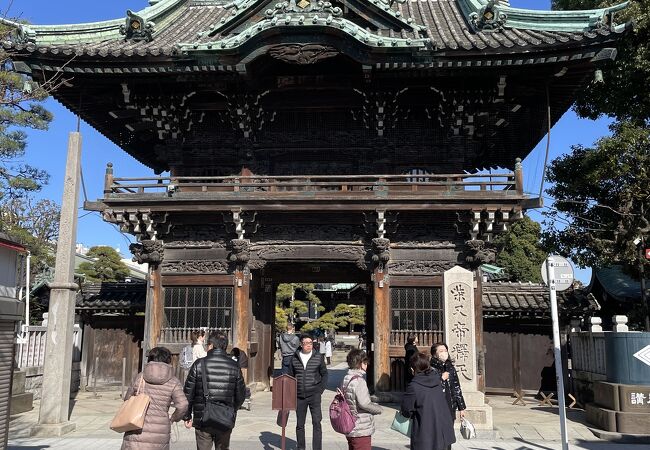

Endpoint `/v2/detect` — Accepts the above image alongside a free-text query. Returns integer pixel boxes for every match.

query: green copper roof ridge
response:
[2,0,188,45]
[458,0,629,33]
[179,16,429,52]
[206,0,418,40]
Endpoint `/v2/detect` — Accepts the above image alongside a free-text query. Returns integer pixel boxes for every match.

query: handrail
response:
[103,167,523,196]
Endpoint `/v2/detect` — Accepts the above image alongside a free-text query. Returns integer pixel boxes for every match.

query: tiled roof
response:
[76,282,147,311]
[1,0,630,60]
[482,281,599,316]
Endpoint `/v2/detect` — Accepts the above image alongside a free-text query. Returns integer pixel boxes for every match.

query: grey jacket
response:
[342,369,382,437]
[278,332,300,357]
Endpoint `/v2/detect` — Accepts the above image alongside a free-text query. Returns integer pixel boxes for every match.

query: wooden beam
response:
[161,274,234,285]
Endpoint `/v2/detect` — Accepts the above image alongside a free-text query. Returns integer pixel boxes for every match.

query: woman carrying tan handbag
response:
[119,347,188,450]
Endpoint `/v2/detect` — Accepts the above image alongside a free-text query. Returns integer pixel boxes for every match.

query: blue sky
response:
[9,0,609,283]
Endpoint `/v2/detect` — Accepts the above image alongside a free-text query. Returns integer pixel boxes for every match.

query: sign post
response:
[541,255,574,450]
[272,374,297,450]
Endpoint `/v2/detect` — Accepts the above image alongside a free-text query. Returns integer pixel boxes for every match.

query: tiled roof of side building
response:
[482,281,600,316]
[0,0,630,58]
[75,281,147,311]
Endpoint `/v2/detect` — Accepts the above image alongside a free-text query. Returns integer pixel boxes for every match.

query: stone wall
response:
[23,362,80,400]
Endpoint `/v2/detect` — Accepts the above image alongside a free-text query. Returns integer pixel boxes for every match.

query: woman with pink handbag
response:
[120,347,188,450]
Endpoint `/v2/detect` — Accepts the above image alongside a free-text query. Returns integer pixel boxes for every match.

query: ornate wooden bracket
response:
[217,91,275,139]
[102,209,169,240]
[223,210,258,239]
[351,89,409,137]
[371,237,390,272]
[129,240,164,267]
[228,239,251,271]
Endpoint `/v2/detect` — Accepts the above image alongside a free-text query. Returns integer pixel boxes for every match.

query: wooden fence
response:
[17,324,82,368]
[570,331,606,376]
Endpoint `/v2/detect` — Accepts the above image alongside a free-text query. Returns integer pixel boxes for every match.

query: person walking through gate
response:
[325,337,333,365]
[401,352,455,450]
[183,332,246,450]
[430,342,466,423]
[278,323,301,374]
[342,349,382,450]
[404,334,418,385]
[121,347,188,450]
[289,334,329,450]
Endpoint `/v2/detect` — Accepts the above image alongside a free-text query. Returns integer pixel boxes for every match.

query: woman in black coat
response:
[430,342,466,422]
[404,334,418,385]
[400,353,456,450]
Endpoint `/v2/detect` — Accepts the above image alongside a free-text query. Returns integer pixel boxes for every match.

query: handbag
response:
[201,358,236,431]
[460,417,476,439]
[110,375,151,432]
[390,411,412,437]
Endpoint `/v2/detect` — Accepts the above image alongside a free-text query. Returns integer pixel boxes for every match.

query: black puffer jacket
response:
[288,350,328,398]
[183,348,246,426]
[430,357,466,420]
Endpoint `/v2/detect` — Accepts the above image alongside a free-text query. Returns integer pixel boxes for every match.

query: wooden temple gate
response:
[6,0,630,429]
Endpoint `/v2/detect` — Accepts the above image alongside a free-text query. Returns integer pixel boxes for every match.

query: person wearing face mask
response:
[430,343,466,424]
[341,349,382,450]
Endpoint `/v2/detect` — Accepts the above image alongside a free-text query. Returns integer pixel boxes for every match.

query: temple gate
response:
[4,0,630,431]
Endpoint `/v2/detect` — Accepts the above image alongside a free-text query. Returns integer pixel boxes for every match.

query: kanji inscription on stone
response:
[445,279,474,382]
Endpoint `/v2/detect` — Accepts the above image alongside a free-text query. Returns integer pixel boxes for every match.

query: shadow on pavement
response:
[511,438,556,449]
[7,446,50,450]
[529,406,591,426]
[259,430,297,450]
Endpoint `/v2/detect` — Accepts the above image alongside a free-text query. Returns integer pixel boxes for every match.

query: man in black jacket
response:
[288,334,328,450]
[184,331,245,450]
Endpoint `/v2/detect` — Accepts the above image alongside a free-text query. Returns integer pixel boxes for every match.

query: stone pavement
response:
[8,362,649,450]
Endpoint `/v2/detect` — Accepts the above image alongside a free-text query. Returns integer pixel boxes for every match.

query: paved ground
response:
[8,362,649,450]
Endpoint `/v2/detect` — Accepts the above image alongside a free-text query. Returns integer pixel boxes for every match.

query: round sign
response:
[541,255,575,292]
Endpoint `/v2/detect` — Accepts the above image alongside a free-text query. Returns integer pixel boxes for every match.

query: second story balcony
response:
[85,160,537,214]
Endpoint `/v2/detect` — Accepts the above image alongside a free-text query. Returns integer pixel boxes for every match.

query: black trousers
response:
[195,427,232,450]
[295,392,322,450]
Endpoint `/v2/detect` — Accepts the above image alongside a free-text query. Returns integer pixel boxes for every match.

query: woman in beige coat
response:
[342,349,382,450]
[121,347,188,450]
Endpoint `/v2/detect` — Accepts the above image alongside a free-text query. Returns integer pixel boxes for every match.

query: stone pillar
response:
[32,133,81,437]
[371,238,391,391]
[612,315,629,332]
[443,266,493,430]
[590,316,603,332]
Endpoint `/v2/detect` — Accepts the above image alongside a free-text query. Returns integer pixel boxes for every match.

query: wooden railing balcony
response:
[89,160,532,211]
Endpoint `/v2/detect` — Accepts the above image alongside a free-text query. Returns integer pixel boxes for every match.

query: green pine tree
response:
[78,246,131,282]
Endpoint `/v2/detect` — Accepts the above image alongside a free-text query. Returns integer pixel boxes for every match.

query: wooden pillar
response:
[373,269,390,391]
[234,269,250,381]
[143,266,164,355]
[512,333,522,395]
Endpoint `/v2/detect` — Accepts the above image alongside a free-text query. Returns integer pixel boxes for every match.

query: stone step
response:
[10,392,34,415]
[12,370,26,396]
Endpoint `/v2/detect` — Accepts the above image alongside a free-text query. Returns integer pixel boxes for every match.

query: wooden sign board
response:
[272,374,297,411]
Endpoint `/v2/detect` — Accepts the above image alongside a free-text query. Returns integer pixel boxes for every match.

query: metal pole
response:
[121,357,127,399]
[639,237,649,332]
[93,356,99,395]
[25,251,31,331]
[546,256,569,450]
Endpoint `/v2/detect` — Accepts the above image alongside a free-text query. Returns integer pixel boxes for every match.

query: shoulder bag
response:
[390,411,412,437]
[110,375,151,433]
